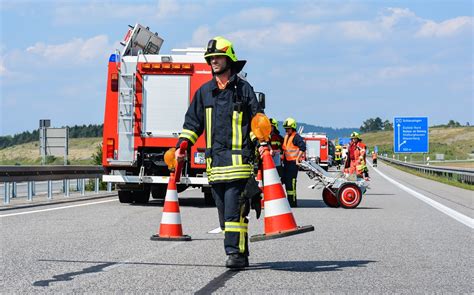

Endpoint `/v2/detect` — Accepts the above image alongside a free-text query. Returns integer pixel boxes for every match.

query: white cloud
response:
[26,35,115,63]
[191,26,213,47]
[237,7,279,23]
[378,7,418,30]
[156,0,180,19]
[227,23,321,48]
[337,21,382,40]
[416,16,474,38]
[377,64,439,79]
[0,57,7,76]
[54,2,154,25]
[294,2,361,19]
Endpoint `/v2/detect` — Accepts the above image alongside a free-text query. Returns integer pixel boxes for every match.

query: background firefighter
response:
[282,117,306,207]
[269,118,284,179]
[175,36,262,269]
[344,132,367,178]
[334,144,343,170]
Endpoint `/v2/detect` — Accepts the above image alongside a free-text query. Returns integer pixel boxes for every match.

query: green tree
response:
[360,117,384,132]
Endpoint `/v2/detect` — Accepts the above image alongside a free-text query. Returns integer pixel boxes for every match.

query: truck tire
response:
[204,192,215,207]
[118,190,134,203]
[152,184,167,199]
[134,186,151,204]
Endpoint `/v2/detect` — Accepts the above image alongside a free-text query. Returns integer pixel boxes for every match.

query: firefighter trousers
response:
[211,179,249,256]
[283,160,298,207]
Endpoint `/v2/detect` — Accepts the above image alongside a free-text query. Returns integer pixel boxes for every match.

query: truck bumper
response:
[102,175,209,185]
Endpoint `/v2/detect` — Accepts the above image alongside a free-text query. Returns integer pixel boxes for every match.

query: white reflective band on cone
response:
[161,212,182,224]
[165,190,178,201]
[263,168,280,186]
[265,198,291,217]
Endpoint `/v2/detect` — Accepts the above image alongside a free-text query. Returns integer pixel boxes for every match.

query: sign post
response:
[393,117,429,154]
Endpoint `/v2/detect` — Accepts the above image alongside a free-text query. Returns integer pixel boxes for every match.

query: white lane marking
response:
[0,199,117,218]
[371,163,474,229]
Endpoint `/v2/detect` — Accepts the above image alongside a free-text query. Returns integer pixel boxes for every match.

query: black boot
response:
[226,253,246,269]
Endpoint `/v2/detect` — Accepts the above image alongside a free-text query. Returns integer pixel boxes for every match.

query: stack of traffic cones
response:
[250,147,314,242]
[150,172,191,241]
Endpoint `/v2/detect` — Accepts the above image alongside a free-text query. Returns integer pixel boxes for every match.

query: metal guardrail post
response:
[4,182,10,204]
[81,179,85,196]
[95,178,99,194]
[28,181,33,201]
[65,179,70,197]
[107,182,112,192]
[32,181,36,196]
[47,180,53,199]
[12,182,17,198]
[76,179,80,191]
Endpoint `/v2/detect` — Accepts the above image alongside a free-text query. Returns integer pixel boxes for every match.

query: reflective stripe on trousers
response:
[211,179,249,255]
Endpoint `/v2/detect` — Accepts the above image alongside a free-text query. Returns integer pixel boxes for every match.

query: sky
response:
[0,0,473,136]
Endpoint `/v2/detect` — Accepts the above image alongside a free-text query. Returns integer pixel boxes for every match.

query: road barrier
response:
[0,166,112,204]
[379,156,474,185]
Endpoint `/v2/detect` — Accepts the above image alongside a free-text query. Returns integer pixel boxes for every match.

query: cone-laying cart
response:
[299,160,369,209]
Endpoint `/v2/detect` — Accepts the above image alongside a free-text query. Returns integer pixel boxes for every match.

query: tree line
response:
[0,124,103,149]
[360,118,470,133]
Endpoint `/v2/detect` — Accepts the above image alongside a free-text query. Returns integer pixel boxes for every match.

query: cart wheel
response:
[322,187,340,208]
[337,183,362,209]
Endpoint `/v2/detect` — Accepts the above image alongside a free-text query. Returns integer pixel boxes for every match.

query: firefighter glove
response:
[241,177,262,219]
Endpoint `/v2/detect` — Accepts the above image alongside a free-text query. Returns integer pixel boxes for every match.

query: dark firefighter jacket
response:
[177,74,262,183]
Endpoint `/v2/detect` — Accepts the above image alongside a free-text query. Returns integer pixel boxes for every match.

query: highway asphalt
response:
[1,160,472,293]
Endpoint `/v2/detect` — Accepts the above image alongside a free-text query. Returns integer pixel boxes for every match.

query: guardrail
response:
[379,156,474,185]
[1,166,112,204]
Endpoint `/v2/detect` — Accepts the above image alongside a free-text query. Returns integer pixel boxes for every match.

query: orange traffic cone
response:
[150,172,191,241]
[250,147,314,242]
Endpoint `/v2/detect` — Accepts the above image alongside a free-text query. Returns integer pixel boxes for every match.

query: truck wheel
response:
[118,190,134,203]
[152,184,167,199]
[204,192,215,206]
[134,186,151,204]
[337,183,362,209]
[322,187,340,208]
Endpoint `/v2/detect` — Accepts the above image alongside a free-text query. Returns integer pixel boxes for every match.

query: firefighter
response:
[175,36,262,269]
[372,151,378,167]
[334,145,343,170]
[344,132,367,178]
[282,117,306,207]
[269,118,284,178]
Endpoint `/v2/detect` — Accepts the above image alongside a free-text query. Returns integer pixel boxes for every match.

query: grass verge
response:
[381,160,474,191]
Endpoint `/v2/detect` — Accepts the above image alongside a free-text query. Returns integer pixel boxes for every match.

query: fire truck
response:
[301,132,330,171]
[101,24,264,204]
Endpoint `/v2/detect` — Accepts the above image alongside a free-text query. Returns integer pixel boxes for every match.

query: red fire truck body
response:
[102,24,213,204]
[302,132,329,170]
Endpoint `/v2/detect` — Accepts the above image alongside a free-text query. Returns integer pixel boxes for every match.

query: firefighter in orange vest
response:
[282,117,306,207]
[269,118,284,178]
[344,132,367,177]
[372,151,378,167]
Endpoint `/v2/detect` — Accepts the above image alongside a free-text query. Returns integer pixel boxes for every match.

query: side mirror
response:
[256,92,265,109]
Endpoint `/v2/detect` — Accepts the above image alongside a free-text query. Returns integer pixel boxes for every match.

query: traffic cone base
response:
[250,225,314,242]
[150,173,191,242]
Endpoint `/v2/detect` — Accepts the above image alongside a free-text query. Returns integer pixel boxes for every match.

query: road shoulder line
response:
[372,165,473,229]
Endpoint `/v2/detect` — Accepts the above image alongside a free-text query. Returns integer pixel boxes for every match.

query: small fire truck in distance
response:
[102,24,264,204]
[301,132,329,171]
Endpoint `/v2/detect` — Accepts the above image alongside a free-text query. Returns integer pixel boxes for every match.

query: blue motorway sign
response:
[339,137,351,145]
[393,117,429,153]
